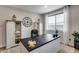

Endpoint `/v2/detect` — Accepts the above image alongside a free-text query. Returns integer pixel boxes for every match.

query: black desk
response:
[21,34,60,52]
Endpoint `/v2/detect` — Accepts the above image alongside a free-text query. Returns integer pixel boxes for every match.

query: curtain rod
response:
[48,12,63,17]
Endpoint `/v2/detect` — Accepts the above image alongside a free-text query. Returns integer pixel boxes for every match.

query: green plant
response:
[72,31,79,42]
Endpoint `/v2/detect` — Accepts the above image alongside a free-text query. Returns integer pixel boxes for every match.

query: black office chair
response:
[31,29,39,38]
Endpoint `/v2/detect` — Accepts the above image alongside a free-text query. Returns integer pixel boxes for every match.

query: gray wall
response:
[68,5,79,46]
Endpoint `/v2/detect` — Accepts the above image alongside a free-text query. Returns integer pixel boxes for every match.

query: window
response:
[47,16,55,30]
[46,13,64,34]
[56,13,64,31]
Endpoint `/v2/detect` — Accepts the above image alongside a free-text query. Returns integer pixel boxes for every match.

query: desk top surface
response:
[21,34,60,52]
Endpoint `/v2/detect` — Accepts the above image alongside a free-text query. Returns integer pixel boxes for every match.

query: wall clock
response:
[22,17,32,27]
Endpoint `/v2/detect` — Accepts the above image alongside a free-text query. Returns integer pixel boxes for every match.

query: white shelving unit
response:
[6,20,21,49]
[6,21,16,49]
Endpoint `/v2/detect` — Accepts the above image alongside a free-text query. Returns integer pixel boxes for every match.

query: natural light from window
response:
[46,13,64,34]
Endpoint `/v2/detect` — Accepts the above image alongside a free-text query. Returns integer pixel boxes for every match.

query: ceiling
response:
[6,5,65,14]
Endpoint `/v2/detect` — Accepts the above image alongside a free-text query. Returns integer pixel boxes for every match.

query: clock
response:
[22,17,32,27]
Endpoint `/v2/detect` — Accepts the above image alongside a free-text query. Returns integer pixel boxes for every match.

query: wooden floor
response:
[59,44,79,53]
[0,43,29,53]
[0,43,79,53]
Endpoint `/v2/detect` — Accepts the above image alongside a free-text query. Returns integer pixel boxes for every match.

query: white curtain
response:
[63,6,70,44]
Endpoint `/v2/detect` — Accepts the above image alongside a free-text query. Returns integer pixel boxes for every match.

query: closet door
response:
[6,21,15,49]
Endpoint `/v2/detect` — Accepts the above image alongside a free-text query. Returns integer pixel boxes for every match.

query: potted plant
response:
[53,29,58,38]
[72,31,79,49]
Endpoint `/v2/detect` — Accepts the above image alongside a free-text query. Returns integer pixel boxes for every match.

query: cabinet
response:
[6,20,21,49]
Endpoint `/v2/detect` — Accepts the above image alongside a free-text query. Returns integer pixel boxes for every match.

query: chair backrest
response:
[31,29,39,38]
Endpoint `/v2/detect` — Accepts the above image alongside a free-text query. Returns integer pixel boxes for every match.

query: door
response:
[6,21,15,49]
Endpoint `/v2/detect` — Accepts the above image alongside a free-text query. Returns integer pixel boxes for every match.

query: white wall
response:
[0,19,6,47]
[0,6,43,47]
[69,6,79,34]
[68,5,79,46]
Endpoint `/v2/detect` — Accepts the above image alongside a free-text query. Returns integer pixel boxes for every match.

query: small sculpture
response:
[28,40,36,49]
[12,14,16,21]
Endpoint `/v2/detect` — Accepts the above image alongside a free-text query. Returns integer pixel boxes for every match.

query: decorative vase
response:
[12,14,16,21]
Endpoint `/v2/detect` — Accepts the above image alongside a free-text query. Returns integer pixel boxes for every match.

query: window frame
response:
[46,12,64,31]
